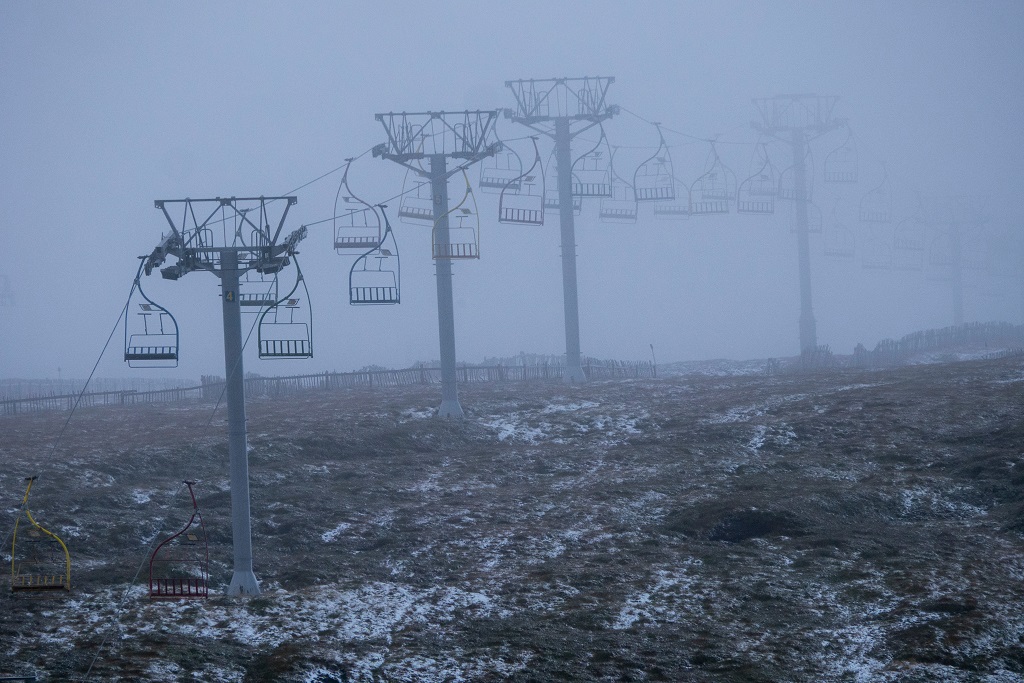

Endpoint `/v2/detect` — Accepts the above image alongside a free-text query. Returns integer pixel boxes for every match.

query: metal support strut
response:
[554,119,587,382]
[220,250,260,596]
[792,130,817,353]
[430,155,465,418]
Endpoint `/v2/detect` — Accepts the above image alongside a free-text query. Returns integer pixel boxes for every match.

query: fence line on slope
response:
[0,361,654,417]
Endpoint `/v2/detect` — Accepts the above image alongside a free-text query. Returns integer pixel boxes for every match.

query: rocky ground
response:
[2,355,1023,682]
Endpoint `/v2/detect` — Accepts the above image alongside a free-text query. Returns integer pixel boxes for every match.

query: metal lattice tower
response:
[142,196,306,596]
[373,111,500,418]
[505,77,618,382]
[753,95,846,355]
[919,195,989,327]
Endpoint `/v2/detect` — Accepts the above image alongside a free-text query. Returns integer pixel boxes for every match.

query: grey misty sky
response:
[0,1,1022,380]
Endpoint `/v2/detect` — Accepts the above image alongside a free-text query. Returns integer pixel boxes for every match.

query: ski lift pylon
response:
[149,481,209,599]
[125,263,179,368]
[350,205,401,305]
[11,476,71,593]
[258,258,313,358]
[498,137,545,226]
[633,124,675,202]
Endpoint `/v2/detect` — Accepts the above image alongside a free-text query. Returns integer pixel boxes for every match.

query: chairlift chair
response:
[350,206,401,304]
[861,227,895,270]
[653,180,690,220]
[737,146,777,215]
[633,124,676,202]
[892,217,926,271]
[238,269,279,309]
[258,259,312,359]
[653,200,690,220]
[570,128,613,197]
[335,157,386,254]
[124,268,179,368]
[599,148,638,224]
[689,144,735,215]
[823,128,859,183]
[334,203,383,252]
[479,148,523,194]
[823,226,856,259]
[777,167,812,203]
[498,137,545,226]
[433,171,480,259]
[859,166,893,223]
[149,481,209,599]
[11,477,71,593]
[542,151,582,215]
[398,169,435,225]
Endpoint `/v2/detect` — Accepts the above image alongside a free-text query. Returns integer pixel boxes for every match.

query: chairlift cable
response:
[3,263,136,584]
[618,105,751,146]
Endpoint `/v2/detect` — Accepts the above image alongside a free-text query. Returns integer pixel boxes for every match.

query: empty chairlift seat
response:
[335,161,385,253]
[689,144,735,216]
[498,138,545,226]
[350,214,401,305]
[258,262,313,359]
[10,477,71,593]
[124,288,179,368]
[149,481,209,599]
[633,124,676,203]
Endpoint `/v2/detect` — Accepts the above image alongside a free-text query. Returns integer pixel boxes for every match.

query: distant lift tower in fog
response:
[374,111,500,418]
[753,95,846,354]
[920,196,989,327]
[505,77,618,382]
[141,196,307,596]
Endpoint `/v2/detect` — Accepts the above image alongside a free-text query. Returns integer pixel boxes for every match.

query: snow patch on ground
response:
[321,522,352,542]
[159,583,498,649]
[130,489,154,504]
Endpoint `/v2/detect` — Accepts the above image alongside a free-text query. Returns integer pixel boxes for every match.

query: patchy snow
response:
[143,582,499,650]
[480,416,549,443]
[321,522,352,542]
[399,407,435,421]
[540,400,599,414]
[130,489,154,504]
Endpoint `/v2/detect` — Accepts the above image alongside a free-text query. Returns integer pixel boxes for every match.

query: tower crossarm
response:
[751,94,845,137]
[505,77,617,123]
[149,196,299,279]
[373,111,501,164]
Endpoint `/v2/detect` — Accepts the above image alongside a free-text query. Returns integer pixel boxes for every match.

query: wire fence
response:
[0,361,655,417]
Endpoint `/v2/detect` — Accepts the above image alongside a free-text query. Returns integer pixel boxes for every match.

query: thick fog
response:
[1,1,1022,382]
